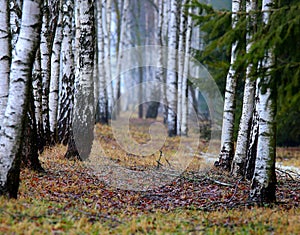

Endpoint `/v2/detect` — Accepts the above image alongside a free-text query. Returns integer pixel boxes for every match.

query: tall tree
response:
[58,0,75,145]
[231,0,257,177]
[65,0,95,160]
[215,0,242,170]
[166,0,179,137]
[0,0,11,129]
[180,4,193,136]
[104,0,114,120]
[114,0,129,117]
[96,0,108,124]
[49,0,63,142]
[0,0,42,198]
[249,0,276,203]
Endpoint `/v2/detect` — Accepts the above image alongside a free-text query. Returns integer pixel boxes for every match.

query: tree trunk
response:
[49,0,63,143]
[65,0,95,160]
[40,1,52,144]
[0,0,42,198]
[0,0,11,129]
[166,0,179,137]
[58,0,74,145]
[176,1,187,135]
[181,5,193,136]
[96,0,108,124]
[104,0,114,120]
[249,0,276,204]
[216,0,241,171]
[231,0,257,177]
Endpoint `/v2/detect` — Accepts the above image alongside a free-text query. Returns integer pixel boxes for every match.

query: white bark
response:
[104,0,114,119]
[72,0,95,160]
[166,0,179,136]
[0,0,11,128]
[114,0,129,115]
[40,0,51,140]
[231,0,257,176]
[250,0,276,203]
[96,0,108,124]
[10,0,23,47]
[181,6,193,136]
[217,0,241,170]
[177,1,187,135]
[49,0,63,136]
[58,0,74,144]
[0,0,42,195]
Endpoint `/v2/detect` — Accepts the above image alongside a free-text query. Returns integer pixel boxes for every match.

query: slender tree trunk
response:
[0,0,42,198]
[114,0,129,117]
[96,0,108,124]
[0,0,11,129]
[166,0,179,137]
[146,0,164,119]
[32,49,44,151]
[65,0,95,160]
[104,0,114,120]
[181,5,193,136]
[40,1,52,144]
[231,0,257,177]
[249,0,276,204]
[58,0,74,145]
[216,0,241,170]
[49,0,63,143]
[177,1,187,135]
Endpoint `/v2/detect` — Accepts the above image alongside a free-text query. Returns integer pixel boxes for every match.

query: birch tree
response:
[65,0,95,160]
[249,0,276,203]
[58,0,74,144]
[215,0,241,170]
[96,0,108,124]
[114,0,129,116]
[166,0,179,137]
[104,0,114,119]
[146,0,164,119]
[40,1,52,144]
[231,0,257,177]
[181,5,193,136]
[0,0,11,129]
[49,0,63,141]
[177,1,187,135]
[0,0,42,198]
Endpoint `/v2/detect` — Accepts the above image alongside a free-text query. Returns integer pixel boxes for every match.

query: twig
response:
[156,150,163,169]
[226,178,243,202]
[205,176,234,187]
[276,168,295,180]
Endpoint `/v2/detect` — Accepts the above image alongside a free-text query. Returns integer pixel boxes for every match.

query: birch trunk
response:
[65,0,95,160]
[10,0,23,47]
[58,0,74,145]
[249,0,276,203]
[40,1,52,143]
[166,0,179,137]
[181,6,193,136]
[0,0,11,129]
[104,0,114,119]
[216,0,241,170]
[177,1,187,135]
[114,0,129,116]
[231,0,257,177]
[0,0,42,198]
[49,0,63,142]
[96,0,108,124]
[146,0,164,119]
[32,50,44,151]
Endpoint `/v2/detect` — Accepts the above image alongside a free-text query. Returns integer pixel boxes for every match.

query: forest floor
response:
[1,121,300,234]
